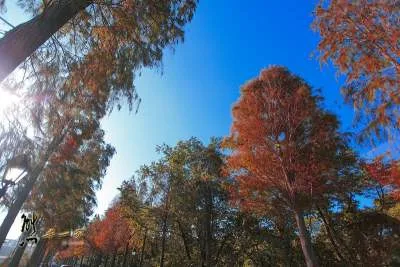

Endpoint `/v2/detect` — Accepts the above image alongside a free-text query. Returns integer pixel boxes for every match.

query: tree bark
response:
[160,190,170,267]
[110,251,116,267]
[8,231,29,267]
[0,132,67,248]
[27,238,48,267]
[122,241,129,267]
[139,228,148,267]
[204,184,213,267]
[294,208,319,267]
[0,0,91,83]
[176,219,192,262]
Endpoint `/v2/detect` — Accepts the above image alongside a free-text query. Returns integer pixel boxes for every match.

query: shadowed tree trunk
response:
[8,231,29,267]
[294,207,319,267]
[122,241,129,267]
[0,130,67,248]
[110,251,117,267]
[177,218,192,262]
[80,254,84,266]
[0,0,91,82]
[160,189,170,267]
[27,238,48,267]
[139,228,148,267]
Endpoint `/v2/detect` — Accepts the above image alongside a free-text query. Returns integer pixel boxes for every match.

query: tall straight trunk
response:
[160,189,170,267]
[316,205,347,263]
[122,241,129,267]
[0,0,91,82]
[79,255,84,266]
[0,132,66,248]
[176,219,192,262]
[27,238,48,267]
[139,228,148,267]
[204,184,213,267]
[8,231,29,267]
[293,208,319,267]
[110,251,117,267]
[104,254,109,266]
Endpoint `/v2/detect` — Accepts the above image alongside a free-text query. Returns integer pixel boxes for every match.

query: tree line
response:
[0,0,398,266]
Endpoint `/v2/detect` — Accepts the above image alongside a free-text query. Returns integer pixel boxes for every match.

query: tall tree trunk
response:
[8,231,29,267]
[0,0,91,82]
[104,254,109,267]
[27,238,48,267]
[122,241,129,267]
[316,205,347,263]
[79,254,84,266]
[139,228,148,267]
[0,132,66,248]
[160,189,170,267]
[293,208,319,267]
[176,219,192,262]
[204,184,213,267]
[110,251,116,267]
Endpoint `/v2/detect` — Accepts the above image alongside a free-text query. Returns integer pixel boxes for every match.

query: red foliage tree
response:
[365,159,400,201]
[313,0,400,142]
[224,67,346,267]
[86,204,133,265]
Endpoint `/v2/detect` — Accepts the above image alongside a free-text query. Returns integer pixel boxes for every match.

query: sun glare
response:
[0,86,20,119]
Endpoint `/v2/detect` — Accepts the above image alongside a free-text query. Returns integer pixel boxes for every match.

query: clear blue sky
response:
[97,0,358,214]
[2,0,371,239]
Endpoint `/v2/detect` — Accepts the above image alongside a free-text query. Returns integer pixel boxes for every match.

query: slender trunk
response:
[104,254,109,266]
[27,238,48,267]
[129,251,136,267]
[204,184,213,267]
[79,255,85,266]
[0,0,92,82]
[160,190,170,267]
[316,205,347,263]
[176,219,192,262]
[110,251,116,267]
[122,241,129,267]
[0,134,66,248]
[293,208,319,267]
[139,228,148,267]
[8,231,29,267]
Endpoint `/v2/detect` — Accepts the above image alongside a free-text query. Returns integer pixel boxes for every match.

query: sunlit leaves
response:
[313,0,400,143]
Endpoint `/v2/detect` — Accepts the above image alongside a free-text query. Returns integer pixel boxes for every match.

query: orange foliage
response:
[365,159,400,200]
[313,0,400,140]
[86,205,132,254]
[224,67,343,210]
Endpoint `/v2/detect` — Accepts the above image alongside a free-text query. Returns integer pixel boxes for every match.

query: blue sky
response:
[1,0,368,239]
[97,0,360,214]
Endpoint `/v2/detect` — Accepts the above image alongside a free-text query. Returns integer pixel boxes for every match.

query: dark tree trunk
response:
[160,190,170,267]
[294,207,319,267]
[139,228,148,267]
[8,231,29,267]
[316,205,347,263]
[27,238,48,267]
[0,133,66,248]
[204,184,213,267]
[110,251,116,267]
[0,0,92,82]
[104,254,109,266]
[176,219,192,262]
[122,241,129,267]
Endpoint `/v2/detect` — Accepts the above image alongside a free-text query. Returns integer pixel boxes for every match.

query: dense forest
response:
[0,0,398,266]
